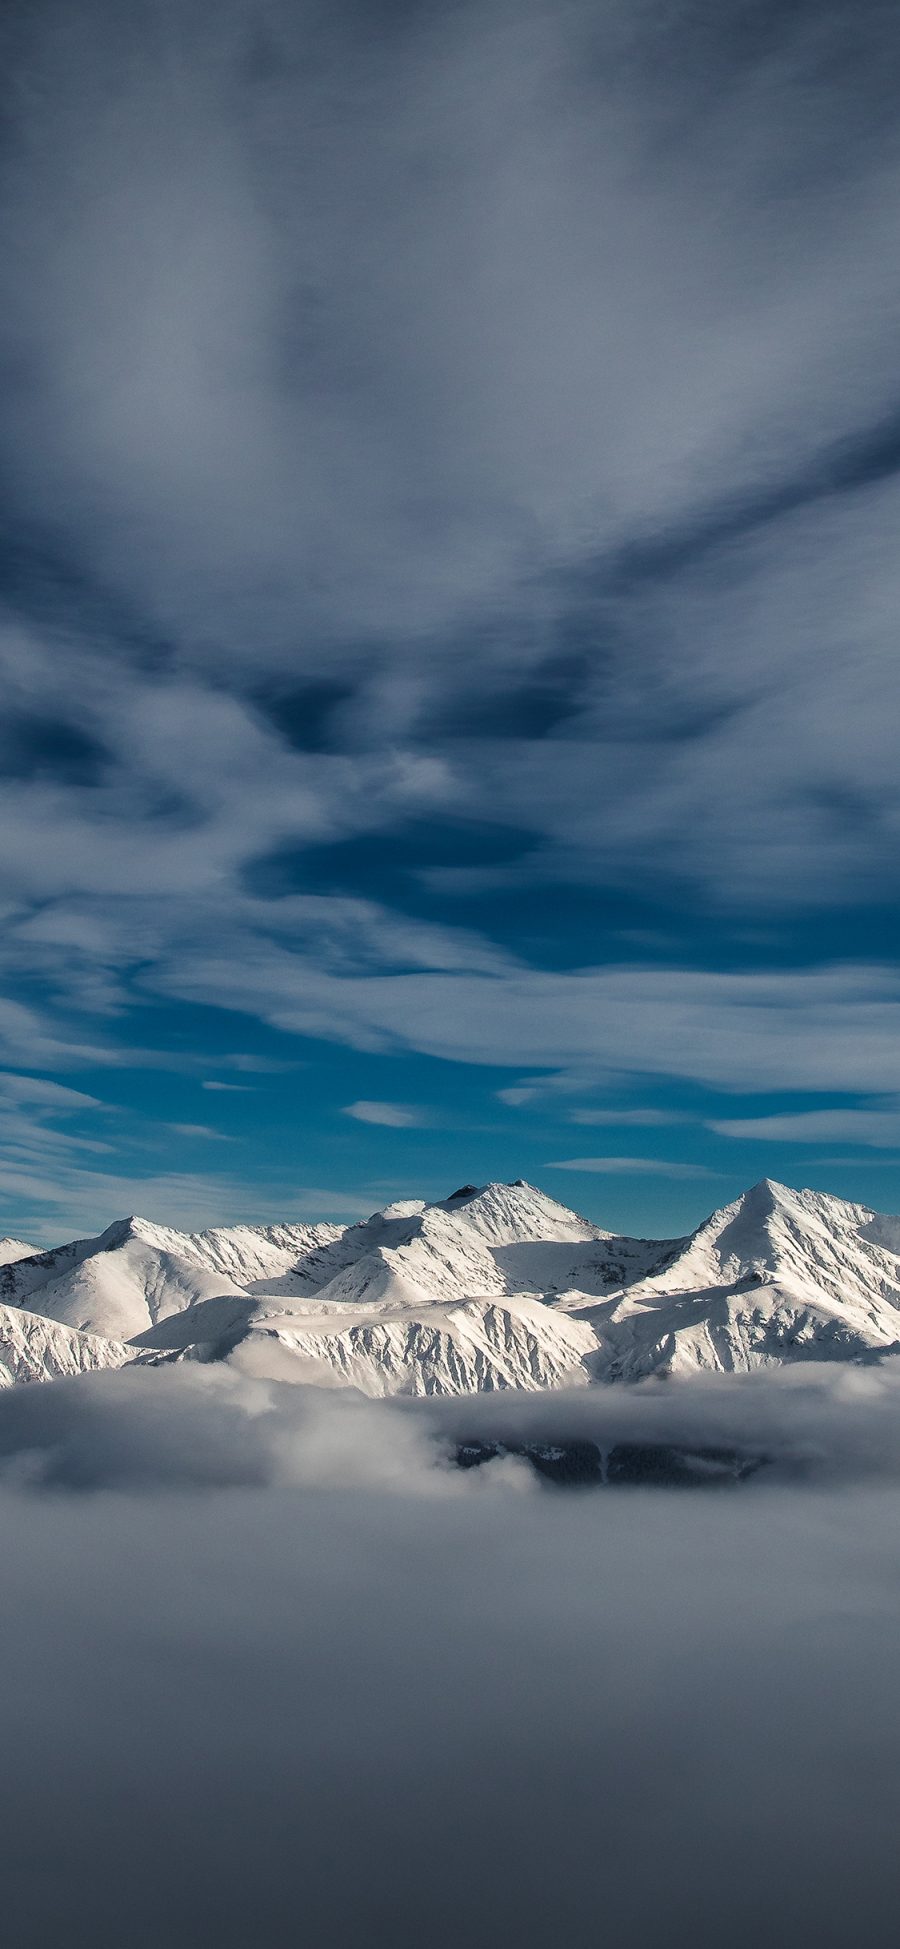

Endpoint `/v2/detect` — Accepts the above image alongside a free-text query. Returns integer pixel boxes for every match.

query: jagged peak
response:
[748,1176,787,1199]
[725,1177,794,1214]
[428,1178,604,1244]
[727,1178,791,1222]
[702,1178,872,1242]
[688,1178,811,1240]
[96,1215,147,1247]
[437,1179,580,1215]
[95,1214,188,1252]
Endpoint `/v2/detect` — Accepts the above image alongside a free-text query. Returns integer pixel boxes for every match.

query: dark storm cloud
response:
[1,1364,900,1945]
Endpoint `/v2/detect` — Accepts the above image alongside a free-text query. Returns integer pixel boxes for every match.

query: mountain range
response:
[2,1176,900,1394]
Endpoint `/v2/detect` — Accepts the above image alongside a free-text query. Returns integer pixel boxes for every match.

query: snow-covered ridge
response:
[3,1177,900,1395]
[0,1303,133,1388]
[0,1238,38,1268]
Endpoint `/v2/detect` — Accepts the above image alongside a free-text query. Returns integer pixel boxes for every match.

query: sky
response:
[3,0,900,1241]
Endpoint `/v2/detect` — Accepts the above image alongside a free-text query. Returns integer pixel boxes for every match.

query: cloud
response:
[0,1364,897,1943]
[342,1100,427,1128]
[0,1151,374,1246]
[4,0,900,659]
[152,948,900,1095]
[710,1105,900,1148]
[421,1357,900,1485]
[168,1123,235,1142]
[7,1356,900,1497]
[545,1156,716,1179]
[0,1072,104,1111]
[567,1108,687,1127]
[0,0,896,925]
[0,0,899,1216]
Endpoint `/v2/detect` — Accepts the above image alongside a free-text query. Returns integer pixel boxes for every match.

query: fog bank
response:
[0,1366,897,1946]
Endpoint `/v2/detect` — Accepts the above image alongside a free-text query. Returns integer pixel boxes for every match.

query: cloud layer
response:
[0,1363,899,1945]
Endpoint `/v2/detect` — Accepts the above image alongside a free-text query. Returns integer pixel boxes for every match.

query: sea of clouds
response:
[1,1362,900,1947]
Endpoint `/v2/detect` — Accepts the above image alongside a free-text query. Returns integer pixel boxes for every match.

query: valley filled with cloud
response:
[0,1359,899,1948]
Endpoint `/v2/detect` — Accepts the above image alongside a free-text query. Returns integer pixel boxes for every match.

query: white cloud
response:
[0,1072,104,1111]
[342,1101,426,1129]
[0,1363,900,1942]
[153,947,900,1096]
[710,1106,900,1149]
[545,1156,717,1178]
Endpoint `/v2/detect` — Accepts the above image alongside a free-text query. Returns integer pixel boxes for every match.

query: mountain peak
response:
[5,1175,900,1391]
[95,1214,188,1253]
[746,1177,793,1203]
[97,1215,154,1245]
[95,1216,141,1248]
[0,1237,37,1267]
[441,1179,571,1212]
[429,1179,604,1247]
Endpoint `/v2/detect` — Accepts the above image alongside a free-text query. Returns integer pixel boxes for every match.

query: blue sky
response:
[2,0,900,1242]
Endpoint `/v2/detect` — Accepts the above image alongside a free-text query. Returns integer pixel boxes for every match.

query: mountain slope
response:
[0,1215,342,1341]
[231,1294,600,1397]
[593,1179,900,1378]
[0,1303,132,1387]
[237,1181,665,1312]
[0,1238,37,1267]
[624,1179,900,1308]
[4,1178,900,1394]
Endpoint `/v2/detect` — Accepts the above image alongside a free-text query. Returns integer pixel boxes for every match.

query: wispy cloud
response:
[567,1108,687,1128]
[0,1072,104,1111]
[710,1105,900,1149]
[545,1157,717,1179]
[342,1101,427,1129]
[151,949,900,1096]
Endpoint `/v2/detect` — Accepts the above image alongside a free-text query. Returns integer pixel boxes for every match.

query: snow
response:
[0,1214,343,1341]
[0,1302,132,1387]
[3,1176,900,1394]
[0,1238,37,1267]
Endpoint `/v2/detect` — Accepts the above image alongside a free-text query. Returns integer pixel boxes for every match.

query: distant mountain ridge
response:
[3,1178,900,1394]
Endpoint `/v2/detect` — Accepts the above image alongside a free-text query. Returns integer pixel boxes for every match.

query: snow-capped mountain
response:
[0,1215,341,1342]
[0,1302,132,1387]
[0,1238,38,1267]
[593,1178,900,1379]
[3,1177,900,1394]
